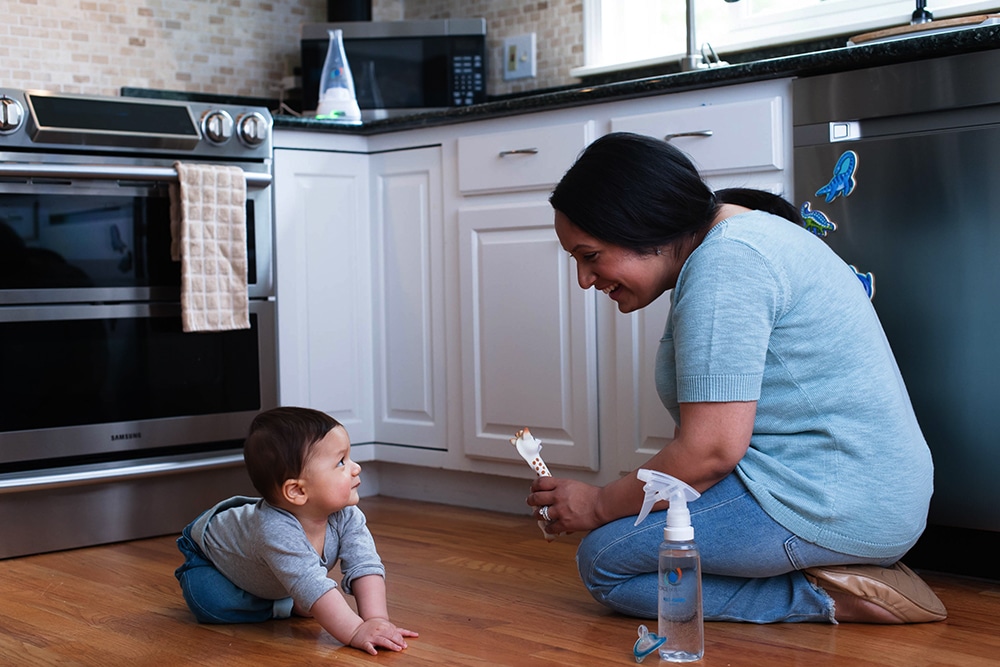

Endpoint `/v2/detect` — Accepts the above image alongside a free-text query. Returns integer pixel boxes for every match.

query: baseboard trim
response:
[359,462,534,516]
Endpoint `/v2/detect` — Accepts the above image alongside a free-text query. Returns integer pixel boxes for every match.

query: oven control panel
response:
[0,88,272,159]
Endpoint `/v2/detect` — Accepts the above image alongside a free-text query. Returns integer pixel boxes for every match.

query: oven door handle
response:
[0,163,272,188]
[0,452,245,494]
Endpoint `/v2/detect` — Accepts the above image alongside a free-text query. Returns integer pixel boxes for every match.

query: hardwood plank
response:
[1,496,998,666]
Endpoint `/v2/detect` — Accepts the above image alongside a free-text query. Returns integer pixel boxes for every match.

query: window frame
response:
[576,0,1000,77]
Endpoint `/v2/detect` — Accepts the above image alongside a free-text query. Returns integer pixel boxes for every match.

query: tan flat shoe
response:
[803,562,947,623]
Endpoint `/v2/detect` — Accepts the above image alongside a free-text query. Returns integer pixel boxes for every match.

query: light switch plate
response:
[503,33,536,81]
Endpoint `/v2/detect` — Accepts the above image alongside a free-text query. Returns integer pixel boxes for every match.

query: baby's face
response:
[299,426,362,513]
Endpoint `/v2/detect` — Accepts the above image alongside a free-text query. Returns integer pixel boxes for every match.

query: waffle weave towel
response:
[169,162,250,333]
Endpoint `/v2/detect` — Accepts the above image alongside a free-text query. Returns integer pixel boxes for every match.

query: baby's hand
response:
[349,617,418,655]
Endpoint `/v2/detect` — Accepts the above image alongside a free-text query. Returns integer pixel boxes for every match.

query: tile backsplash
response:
[402,0,584,96]
[0,0,582,102]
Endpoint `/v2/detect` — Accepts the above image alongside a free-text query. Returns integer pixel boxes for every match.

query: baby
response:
[174,406,417,655]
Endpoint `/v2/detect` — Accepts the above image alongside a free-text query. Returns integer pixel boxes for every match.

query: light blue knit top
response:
[655,210,933,558]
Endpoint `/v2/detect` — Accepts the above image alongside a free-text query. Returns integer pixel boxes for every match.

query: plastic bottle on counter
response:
[316,29,362,124]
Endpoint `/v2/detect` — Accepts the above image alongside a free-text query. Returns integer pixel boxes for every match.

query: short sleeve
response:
[670,235,784,403]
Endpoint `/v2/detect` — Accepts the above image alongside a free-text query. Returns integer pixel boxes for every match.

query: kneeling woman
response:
[526,132,945,624]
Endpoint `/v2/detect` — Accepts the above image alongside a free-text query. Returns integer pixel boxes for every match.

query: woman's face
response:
[554,210,679,313]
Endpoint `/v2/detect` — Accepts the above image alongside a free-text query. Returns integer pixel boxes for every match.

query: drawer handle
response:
[498,147,540,157]
[664,130,714,141]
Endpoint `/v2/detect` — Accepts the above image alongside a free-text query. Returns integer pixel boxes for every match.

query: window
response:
[578,0,1000,75]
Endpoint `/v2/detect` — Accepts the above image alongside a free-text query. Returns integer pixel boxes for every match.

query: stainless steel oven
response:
[0,89,276,558]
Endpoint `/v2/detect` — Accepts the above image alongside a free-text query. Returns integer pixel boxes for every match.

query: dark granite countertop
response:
[270,23,1000,136]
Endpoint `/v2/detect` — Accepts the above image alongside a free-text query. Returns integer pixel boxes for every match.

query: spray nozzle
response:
[634,469,701,540]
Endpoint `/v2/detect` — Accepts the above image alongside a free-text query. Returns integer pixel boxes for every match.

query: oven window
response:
[0,191,257,291]
[0,313,262,433]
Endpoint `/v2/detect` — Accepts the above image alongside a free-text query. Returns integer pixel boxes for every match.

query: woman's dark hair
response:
[549,132,799,252]
[243,406,341,504]
[714,187,801,226]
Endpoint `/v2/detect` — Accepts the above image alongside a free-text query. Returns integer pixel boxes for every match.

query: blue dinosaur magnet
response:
[815,150,858,203]
[800,202,837,237]
[849,264,875,300]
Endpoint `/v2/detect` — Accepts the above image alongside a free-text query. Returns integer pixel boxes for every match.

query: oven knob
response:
[0,96,25,134]
[236,112,269,147]
[201,110,234,144]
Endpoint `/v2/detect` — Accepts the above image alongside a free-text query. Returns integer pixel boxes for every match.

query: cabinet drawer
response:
[457,121,592,194]
[610,96,783,174]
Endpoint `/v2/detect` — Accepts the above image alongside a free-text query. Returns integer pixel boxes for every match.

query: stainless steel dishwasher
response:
[793,49,1000,579]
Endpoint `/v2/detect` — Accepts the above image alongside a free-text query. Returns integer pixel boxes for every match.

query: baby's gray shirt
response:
[189,496,385,611]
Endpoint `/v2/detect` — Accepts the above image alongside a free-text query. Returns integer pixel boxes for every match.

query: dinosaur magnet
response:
[850,265,876,300]
[800,202,837,237]
[815,150,858,203]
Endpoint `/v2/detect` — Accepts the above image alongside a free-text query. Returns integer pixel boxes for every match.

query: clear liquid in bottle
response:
[658,540,703,662]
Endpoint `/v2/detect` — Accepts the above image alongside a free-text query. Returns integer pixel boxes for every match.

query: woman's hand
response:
[526,476,604,534]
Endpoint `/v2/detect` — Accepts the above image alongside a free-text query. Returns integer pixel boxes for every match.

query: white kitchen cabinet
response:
[456,121,593,195]
[370,147,447,449]
[273,148,374,443]
[453,119,600,472]
[598,295,677,475]
[609,83,789,195]
[610,96,782,173]
[457,201,599,471]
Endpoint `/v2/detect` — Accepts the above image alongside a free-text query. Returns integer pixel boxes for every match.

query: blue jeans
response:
[576,473,900,623]
[174,520,293,624]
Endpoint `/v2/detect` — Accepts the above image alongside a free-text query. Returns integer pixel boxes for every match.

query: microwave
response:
[301,19,487,118]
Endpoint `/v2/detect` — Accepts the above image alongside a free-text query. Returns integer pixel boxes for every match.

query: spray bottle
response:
[634,469,703,663]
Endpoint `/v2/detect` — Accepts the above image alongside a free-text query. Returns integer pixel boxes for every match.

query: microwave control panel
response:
[451,52,485,106]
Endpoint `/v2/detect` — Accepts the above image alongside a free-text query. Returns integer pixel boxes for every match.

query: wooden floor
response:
[2,496,999,666]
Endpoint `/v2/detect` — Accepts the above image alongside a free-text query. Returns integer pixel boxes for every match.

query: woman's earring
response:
[655,248,662,255]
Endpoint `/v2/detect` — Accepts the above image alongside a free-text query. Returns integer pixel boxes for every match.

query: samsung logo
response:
[111,432,142,441]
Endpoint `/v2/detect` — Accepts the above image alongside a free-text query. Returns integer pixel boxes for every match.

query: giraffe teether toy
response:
[510,427,557,541]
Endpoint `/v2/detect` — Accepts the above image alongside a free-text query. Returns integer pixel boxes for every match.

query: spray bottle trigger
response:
[633,468,701,527]
[634,468,669,526]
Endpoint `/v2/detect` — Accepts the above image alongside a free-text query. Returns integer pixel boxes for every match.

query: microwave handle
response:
[0,452,245,494]
[0,163,272,188]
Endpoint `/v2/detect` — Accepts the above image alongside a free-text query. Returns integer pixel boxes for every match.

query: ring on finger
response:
[539,505,552,522]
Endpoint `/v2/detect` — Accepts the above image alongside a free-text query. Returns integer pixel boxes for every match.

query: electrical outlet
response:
[502,33,536,81]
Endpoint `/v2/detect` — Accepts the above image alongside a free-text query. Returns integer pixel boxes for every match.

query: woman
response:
[527,132,945,624]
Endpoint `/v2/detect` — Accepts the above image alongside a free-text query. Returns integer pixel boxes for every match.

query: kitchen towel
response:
[169,162,250,333]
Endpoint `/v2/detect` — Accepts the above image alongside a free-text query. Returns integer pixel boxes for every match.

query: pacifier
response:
[633,624,665,663]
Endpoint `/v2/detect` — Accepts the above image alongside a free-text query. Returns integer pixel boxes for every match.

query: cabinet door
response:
[457,200,598,471]
[604,296,678,474]
[273,149,374,443]
[370,147,447,449]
